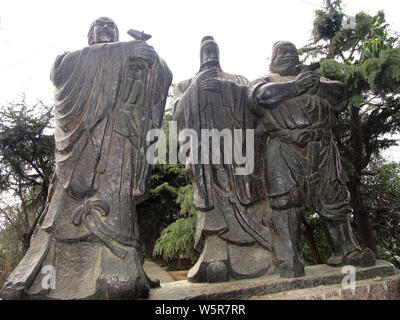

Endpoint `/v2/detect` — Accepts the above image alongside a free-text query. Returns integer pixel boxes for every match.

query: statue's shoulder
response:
[157,56,173,82]
[52,52,69,70]
[250,73,294,86]
[174,78,193,94]
[171,78,192,116]
[52,47,86,67]
[50,51,72,84]
[50,47,90,85]
[264,73,286,83]
[221,72,249,85]
[236,74,249,85]
[249,74,272,87]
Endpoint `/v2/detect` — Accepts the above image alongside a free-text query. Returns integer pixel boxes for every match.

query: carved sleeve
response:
[317,79,348,113]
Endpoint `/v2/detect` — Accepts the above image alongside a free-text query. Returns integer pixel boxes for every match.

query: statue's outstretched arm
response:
[249,71,320,110]
[253,81,298,108]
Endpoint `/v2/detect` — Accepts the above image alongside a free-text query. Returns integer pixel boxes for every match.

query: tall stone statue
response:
[247,41,375,278]
[172,36,274,283]
[1,17,172,299]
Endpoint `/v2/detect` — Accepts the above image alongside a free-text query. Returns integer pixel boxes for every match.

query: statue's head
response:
[87,17,119,45]
[269,41,300,76]
[199,36,220,71]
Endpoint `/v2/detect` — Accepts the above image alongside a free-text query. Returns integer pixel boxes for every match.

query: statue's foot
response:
[344,248,376,267]
[95,275,150,300]
[93,245,152,299]
[326,254,345,267]
[187,234,230,283]
[278,260,305,278]
[145,273,161,288]
[207,261,229,283]
[188,260,229,283]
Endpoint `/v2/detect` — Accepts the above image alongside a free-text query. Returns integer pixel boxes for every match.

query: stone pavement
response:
[143,260,175,283]
[147,260,399,300]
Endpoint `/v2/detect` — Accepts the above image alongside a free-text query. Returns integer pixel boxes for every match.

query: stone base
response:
[148,260,398,300]
[1,229,153,300]
[249,273,400,300]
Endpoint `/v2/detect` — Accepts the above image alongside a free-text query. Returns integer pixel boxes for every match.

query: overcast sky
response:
[0,0,399,159]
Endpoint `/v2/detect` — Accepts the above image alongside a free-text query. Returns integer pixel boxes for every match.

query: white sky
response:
[0,0,399,159]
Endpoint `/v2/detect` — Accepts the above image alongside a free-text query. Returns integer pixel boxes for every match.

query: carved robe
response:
[1,40,172,299]
[248,73,351,221]
[172,68,273,281]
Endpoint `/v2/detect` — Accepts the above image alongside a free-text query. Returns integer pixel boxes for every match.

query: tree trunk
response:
[348,176,377,255]
[348,106,378,255]
[21,234,31,255]
[301,213,323,264]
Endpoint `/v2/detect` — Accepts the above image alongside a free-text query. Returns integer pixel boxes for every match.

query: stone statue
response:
[172,36,274,283]
[1,17,172,299]
[247,41,376,278]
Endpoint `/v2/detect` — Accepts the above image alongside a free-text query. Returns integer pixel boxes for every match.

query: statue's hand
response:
[196,68,218,82]
[199,77,223,93]
[134,42,157,66]
[306,82,320,95]
[196,68,222,92]
[294,71,320,95]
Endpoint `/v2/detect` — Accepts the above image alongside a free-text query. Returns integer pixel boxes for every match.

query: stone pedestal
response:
[249,273,400,300]
[148,260,398,300]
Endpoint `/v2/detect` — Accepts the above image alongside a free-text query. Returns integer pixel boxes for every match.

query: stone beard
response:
[1,17,172,300]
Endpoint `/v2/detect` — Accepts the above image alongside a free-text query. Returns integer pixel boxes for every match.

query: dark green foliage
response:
[136,162,186,258]
[361,158,400,268]
[137,107,191,259]
[176,184,197,217]
[0,96,54,196]
[0,97,55,249]
[360,17,398,63]
[152,183,199,265]
[0,212,25,287]
[300,0,400,258]
[312,1,344,44]
[140,106,199,265]
[363,49,400,93]
[301,213,331,265]
[0,96,55,287]
[153,213,198,263]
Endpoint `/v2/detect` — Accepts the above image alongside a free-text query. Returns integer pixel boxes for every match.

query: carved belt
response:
[269,128,332,147]
[71,198,137,259]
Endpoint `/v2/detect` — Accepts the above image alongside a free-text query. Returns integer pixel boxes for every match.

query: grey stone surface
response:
[249,272,400,300]
[143,261,175,284]
[247,41,376,277]
[148,260,396,300]
[0,229,50,299]
[1,17,172,300]
[172,36,274,284]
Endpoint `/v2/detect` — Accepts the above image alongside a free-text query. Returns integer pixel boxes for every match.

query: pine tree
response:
[0,96,54,252]
[299,0,400,255]
[0,96,54,287]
